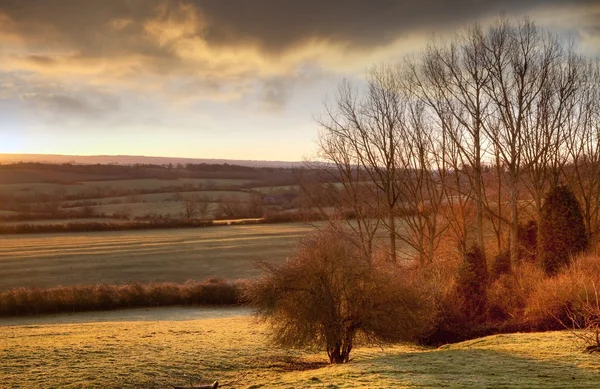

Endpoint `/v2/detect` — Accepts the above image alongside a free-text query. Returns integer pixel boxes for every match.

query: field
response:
[0,169,299,222]
[0,178,258,198]
[0,223,315,290]
[2,309,600,388]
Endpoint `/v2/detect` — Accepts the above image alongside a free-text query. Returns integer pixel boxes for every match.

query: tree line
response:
[306,18,600,267]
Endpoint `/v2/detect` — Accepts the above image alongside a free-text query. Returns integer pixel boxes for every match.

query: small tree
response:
[539,185,588,275]
[183,193,199,219]
[246,229,433,364]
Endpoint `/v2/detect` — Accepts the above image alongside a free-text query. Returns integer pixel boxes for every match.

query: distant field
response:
[71,201,199,218]
[0,218,130,226]
[0,223,315,289]
[252,184,299,194]
[60,189,252,218]
[0,177,258,198]
[1,311,599,388]
[62,190,252,206]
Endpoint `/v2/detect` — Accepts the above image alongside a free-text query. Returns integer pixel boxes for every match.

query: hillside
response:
[2,310,599,388]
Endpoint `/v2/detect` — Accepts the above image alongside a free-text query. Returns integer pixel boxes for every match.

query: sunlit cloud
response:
[0,0,598,160]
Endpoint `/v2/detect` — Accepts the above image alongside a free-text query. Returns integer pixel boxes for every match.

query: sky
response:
[0,0,599,162]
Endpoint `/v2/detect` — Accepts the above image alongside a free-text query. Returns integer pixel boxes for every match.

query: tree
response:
[566,59,600,247]
[317,69,405,262]
[316,65,447,263]
[246,229,433,364]
[539,185,588,275]
[182,193,200,219]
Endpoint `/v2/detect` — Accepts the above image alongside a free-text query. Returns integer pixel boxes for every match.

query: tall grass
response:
[0,279,244,317]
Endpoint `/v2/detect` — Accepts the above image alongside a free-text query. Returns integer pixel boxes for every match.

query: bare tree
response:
[566,59,600,247]
[182,193,200,219]
[247,229,433,364]
[414,24,492,250]
[521,35,579,229]
[394,93,449,264]
[480,19,561,266]
[197,195,212,220]
[316,67,406,261]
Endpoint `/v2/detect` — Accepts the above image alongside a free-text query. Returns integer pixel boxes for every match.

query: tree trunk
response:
[389,213,397,262]
[474,138,485,250]
[327,333,353,364]
[327,343,352,364]
[509,174,518,270]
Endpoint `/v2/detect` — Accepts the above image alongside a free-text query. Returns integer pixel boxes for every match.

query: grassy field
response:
[1,310,599,388]
[0,178,258,197]
[62,190,252,206]
[0,223,315,290]
[61,190,252,218]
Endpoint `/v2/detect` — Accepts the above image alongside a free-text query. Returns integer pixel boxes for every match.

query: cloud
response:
[5,75,122,121]
[0,0,597,111]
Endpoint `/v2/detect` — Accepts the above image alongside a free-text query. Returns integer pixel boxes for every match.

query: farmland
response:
[2,309,600,388]
[0,163,307,226]
[0,223,315,290]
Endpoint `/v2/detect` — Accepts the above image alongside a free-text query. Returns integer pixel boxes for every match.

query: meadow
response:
[0,178,258,198]
[1,309,599,388]
[0,223,315,290]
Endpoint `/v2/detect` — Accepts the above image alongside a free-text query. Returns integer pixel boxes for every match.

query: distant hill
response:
[0,154,303,168]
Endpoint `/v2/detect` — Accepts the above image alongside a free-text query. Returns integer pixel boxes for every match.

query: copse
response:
[246,229,433,364]
[539,185,588,275]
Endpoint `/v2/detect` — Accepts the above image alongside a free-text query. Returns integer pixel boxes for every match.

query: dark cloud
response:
[26,55,57,66]
[0,0,595,57]
[0,0,597,114]
[259,77,296,111]
[21,89,120,118]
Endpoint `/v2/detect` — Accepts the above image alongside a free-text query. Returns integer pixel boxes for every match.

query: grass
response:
[1,311,599,388]
[0,178,258,198]
[0,223,314,290]
[77,201,190,218]
[61,190,252,206]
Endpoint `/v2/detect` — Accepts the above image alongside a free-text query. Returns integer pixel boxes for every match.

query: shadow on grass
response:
[364,348,600,388]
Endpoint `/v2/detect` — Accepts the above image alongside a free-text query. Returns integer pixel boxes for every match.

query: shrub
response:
[539,185,588,275]
[246,229,434,364]
[526,255,600,330]
[487,274,525,323]
[491,250,511,280]
[456,245,488,320]
[0,280,244,317]
[518,220,538,263]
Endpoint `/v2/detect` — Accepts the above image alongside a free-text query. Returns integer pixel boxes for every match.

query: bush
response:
[246,229,434,364]
[491,250,511,280]
[526,255,600,330]
[487,274,525,323]
[456,245,488,320]
[539,185,588,275]
[518,220,538,263]
[0,280,244,317]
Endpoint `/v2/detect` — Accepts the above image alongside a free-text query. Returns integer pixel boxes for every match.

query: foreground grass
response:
[0,223,314,289]
[1,312,600,388]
